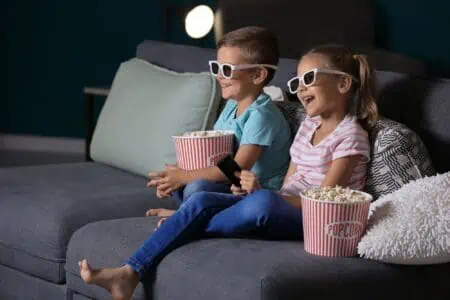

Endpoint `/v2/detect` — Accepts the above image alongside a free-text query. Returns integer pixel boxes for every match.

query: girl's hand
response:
[230,184,246,196]
[239,170,261,194]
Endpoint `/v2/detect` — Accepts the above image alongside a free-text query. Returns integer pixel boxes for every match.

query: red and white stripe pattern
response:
[281,115,370,197]
[301,194,371,257]
[173,133,234,170]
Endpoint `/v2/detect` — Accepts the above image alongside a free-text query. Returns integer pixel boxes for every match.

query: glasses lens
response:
[303,71,315,86]
[210,62,219,75]
[222,65,233,78]
[289,78,300,93]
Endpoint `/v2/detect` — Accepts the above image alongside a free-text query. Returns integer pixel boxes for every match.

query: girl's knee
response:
[240,190,279,220]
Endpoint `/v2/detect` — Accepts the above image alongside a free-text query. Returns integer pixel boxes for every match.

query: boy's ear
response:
[252,68,268,85]
[337,76,353,94]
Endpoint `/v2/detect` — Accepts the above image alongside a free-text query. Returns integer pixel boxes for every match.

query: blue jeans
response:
[173,179,231,204]
[126,190,303,279]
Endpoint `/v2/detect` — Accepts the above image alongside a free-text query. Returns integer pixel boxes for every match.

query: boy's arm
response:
[184,144,263,182]
[149,145,264,195]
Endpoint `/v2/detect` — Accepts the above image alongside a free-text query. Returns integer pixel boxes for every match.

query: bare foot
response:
[145,208,176,218]
[79,259,139,300]
[155,217,168,230]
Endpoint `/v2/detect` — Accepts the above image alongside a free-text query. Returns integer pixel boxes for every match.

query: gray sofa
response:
[1,40,450,300]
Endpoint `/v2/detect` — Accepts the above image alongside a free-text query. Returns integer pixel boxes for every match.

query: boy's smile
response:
[216,46,259,101]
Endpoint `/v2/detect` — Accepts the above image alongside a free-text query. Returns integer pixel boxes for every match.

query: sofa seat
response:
[0,162,178,284]
[65,216,450,300]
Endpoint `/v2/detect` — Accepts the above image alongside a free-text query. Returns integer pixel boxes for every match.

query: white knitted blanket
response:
[358,172,450,265]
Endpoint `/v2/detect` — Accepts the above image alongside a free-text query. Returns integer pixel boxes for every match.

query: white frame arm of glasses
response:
[233,64,278,71]
[315,68,359,82]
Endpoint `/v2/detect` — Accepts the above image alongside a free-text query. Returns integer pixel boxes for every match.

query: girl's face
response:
[296,54,347,118]
[216,46,259,100]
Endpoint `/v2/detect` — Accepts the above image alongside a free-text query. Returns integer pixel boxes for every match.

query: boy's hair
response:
[217,26,279,85]
[305,45,379,130]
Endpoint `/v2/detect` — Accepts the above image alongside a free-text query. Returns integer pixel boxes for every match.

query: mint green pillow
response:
[90,58,221,177]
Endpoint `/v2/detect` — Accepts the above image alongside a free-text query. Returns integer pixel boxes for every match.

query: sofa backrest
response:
[136,40,450,173]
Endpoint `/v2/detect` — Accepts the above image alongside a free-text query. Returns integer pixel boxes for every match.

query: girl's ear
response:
[252,68,268,85]
[337,76,353,94]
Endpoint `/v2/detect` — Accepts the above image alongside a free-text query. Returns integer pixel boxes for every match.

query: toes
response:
[81,259,90,270]
[146,208,161,217]
[157,217,167,228]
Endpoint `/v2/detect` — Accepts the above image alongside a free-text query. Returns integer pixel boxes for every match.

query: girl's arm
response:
[281,161,297,186]
[280,155,361,210]
[320,155,361,188]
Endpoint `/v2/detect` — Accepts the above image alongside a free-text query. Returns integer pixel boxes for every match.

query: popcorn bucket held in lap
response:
[172,131,235,170]
[300,187,372,257]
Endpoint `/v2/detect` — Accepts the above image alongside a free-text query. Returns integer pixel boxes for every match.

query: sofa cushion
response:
[0,162,178,283]
[65,216,450,300]
[365,118,435,199]
[90,58,222,178]
[274,100,306,140]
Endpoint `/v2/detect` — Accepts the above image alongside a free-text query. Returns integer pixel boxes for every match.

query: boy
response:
[147,26,291,218]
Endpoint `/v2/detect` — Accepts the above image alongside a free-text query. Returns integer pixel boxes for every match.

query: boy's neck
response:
[235,88,263,117]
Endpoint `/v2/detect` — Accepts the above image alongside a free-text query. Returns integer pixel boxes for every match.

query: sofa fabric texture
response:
[65,216,450,300]
[0,163,177,283]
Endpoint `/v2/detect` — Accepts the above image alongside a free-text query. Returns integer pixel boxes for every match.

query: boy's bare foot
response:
[79,259,139,300]
[145,208,176,218]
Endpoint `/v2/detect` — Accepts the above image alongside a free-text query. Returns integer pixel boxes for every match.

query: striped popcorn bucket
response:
[300,191,372,257]
[172,131,235,170]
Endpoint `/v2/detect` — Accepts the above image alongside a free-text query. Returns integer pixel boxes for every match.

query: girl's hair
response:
[305,45,378,130]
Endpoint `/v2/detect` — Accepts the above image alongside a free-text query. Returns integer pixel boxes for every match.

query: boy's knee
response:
[183,180,212,199]
[183,191,210,208]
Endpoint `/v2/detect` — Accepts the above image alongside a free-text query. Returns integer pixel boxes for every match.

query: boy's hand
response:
[148,164,188,196]
[239,171,261,194]
[230,184,246,196]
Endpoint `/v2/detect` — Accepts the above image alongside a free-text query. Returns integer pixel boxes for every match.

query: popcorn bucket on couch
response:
[173,131,235,170]
[300,191,372,257]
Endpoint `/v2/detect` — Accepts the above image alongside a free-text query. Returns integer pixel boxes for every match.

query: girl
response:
[78,45,377,300]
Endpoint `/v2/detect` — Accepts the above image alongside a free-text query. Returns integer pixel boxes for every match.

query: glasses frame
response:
[208,60,278,79]
[286,68,359,94]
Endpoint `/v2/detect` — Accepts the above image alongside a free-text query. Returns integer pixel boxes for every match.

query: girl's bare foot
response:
[79,259,139,300]
[145,208,176,218]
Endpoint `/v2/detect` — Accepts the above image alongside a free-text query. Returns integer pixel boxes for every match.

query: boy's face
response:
[216,46,257,100]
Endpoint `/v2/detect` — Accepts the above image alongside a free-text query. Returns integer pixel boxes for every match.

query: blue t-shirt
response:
[214,93,291,190]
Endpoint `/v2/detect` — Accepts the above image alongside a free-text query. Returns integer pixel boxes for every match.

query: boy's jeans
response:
[126,190,303,278]
[173,179,231,203]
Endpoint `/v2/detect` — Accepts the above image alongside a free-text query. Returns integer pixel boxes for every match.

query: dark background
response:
[3,0,450,138]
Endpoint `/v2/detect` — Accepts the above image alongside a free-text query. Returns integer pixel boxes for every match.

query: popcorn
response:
[182,130,232,138]
[303,186,368,203]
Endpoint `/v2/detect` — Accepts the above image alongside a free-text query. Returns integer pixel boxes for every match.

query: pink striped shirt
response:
[280,115,370,196]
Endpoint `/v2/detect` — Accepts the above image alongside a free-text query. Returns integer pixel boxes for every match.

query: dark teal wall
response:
[374,0,450,78]
[5,0,215,138]
[5,0,450,138]
[1,4,6,133]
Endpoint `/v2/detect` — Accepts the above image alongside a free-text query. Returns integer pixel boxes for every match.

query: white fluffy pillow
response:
[358,172,450,265]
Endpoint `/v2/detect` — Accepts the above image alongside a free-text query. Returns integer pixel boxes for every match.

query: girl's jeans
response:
[126,189,303,279]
